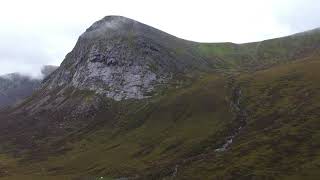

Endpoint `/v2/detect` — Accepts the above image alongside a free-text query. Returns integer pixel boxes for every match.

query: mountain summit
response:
[42,16,211,102]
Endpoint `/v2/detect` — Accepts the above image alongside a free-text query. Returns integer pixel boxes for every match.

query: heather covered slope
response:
[197,28,320,71]
[0,16,320,180]
[175,54,320,179]
[0,74,235,179]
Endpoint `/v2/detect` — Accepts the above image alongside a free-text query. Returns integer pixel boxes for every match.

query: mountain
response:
[0,16,319,180]
[41,16,215,101]
[0,73,40,109]
[0,66,58,109]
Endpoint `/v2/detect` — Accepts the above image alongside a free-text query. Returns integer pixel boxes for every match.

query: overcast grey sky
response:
[0,0,319,77]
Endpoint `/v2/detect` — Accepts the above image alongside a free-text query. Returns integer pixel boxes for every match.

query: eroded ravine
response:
[166,78,249,179]
[215,79,248,152]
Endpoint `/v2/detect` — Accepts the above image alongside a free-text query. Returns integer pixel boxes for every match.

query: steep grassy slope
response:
[173,54,320,180]
[0,74,238,179]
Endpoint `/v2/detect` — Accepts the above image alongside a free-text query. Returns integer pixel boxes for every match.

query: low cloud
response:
[0,26,77,77]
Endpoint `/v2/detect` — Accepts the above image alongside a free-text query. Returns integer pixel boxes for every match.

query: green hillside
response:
[176,53,320,180]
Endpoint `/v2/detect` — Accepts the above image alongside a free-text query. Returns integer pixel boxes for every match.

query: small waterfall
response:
[215,86,247,152]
